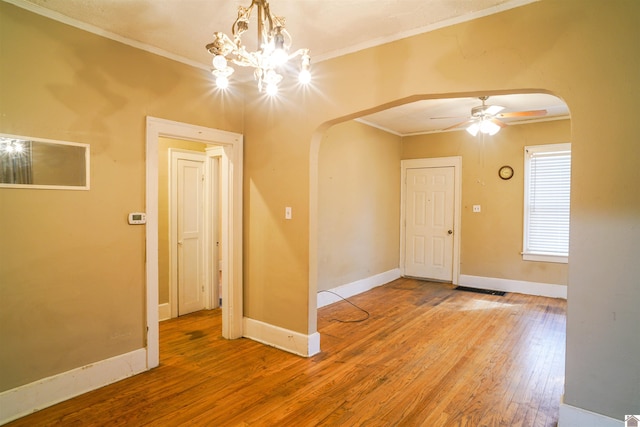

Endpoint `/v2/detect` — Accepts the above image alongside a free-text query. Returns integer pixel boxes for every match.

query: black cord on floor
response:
[318,290,370,323]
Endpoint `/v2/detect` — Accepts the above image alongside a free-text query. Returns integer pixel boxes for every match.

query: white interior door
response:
[177,156,206,315]
[404,166,455,281]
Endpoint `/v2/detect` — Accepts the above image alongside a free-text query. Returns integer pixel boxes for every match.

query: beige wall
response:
[0,3,242,391]
[242,1,639,419]
[318,120,401,291]
[1,0,639,421]
[157,137,208,305]
[403,119,571,285]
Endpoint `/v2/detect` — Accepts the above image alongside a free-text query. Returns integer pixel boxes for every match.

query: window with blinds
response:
[523,143,571,263]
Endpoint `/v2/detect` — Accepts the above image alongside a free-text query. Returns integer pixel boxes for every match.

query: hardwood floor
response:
[7,278,566,426]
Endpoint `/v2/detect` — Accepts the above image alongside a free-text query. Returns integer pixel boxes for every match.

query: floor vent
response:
[455,286,506,296]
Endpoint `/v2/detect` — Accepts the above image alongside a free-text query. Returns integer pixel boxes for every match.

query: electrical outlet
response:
[473,205,481,213]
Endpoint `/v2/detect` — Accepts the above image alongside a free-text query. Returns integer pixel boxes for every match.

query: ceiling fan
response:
[434,96,548,136]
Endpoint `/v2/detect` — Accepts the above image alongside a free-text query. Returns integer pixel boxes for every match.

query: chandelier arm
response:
[286,48,308,61]
[262,1,275,35]
[230,52,261,69]
[232,3,254,39]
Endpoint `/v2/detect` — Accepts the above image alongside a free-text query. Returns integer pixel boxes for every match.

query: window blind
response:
[524,144,571,260]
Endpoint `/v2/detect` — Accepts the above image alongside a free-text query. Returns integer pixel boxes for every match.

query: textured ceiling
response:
[9,0,569,134]
[358,93,570,136]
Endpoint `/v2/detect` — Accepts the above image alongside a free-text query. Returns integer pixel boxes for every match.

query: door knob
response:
[448,230,453,235]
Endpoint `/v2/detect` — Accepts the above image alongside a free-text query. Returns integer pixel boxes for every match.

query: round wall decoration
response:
[498,165,514,180]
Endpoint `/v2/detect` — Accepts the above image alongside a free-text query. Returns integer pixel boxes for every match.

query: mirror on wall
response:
[0,134,90,190]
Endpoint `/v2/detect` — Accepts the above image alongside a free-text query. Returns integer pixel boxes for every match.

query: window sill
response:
[522,253,568,264]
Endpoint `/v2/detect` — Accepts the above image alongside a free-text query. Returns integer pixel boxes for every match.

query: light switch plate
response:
[285,207,292,219]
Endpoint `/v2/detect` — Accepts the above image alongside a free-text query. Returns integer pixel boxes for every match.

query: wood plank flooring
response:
[6,278,566,426]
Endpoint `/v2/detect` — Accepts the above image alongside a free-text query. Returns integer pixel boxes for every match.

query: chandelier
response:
[206,0,311,95]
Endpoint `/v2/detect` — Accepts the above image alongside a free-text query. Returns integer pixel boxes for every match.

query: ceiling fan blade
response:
[496,109,547,118]
[490,118,507,128]
[485,105,505,115]
[443,119,474,131]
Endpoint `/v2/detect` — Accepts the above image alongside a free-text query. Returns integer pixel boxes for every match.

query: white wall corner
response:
[0,348,148,425]
[317,268,401,308]
[458,274,567,299]
[158,303,171,321]
[559,400,624,427]
[243,318,321,357]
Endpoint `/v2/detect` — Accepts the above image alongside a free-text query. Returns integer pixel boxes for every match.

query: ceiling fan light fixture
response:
[466,122,480,136]
[467,119,501,136]
[480,119,501,135]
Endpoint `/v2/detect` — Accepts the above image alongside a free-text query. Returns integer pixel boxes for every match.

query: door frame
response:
[400,157,462,284]
[205,146,222,309]
[146,117,243,370]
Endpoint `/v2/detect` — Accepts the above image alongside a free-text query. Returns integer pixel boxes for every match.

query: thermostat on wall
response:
[128,212,146,225]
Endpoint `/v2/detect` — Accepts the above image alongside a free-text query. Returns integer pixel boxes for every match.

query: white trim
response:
[0,349,146,425]
[400,157,462,284]
[158,303,171,321]
[146,117,244,370]
[459,274,567,299]
[317,269,401,308]
[559,400,623,427]
[243,318,321,357]
[354,118,403,137]
[205,148,223,310]
[523,253,568,264]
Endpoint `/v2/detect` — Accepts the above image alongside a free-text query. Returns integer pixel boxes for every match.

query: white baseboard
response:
[459,274,567,299]
[0,348,148,425]
[158,302,171,321]
[559,400,623,426]
[317,268,402,308]
[243,318,321,357]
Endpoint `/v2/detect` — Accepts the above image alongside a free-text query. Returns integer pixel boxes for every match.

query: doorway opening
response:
[162,144,223,319]
[310,91,570,339]
[145,117,243,370]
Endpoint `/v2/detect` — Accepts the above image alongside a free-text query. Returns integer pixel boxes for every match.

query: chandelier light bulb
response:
[212,54,228,70]
[266,82,278,96]
[298,69,311,85]
[216,75,229,89]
